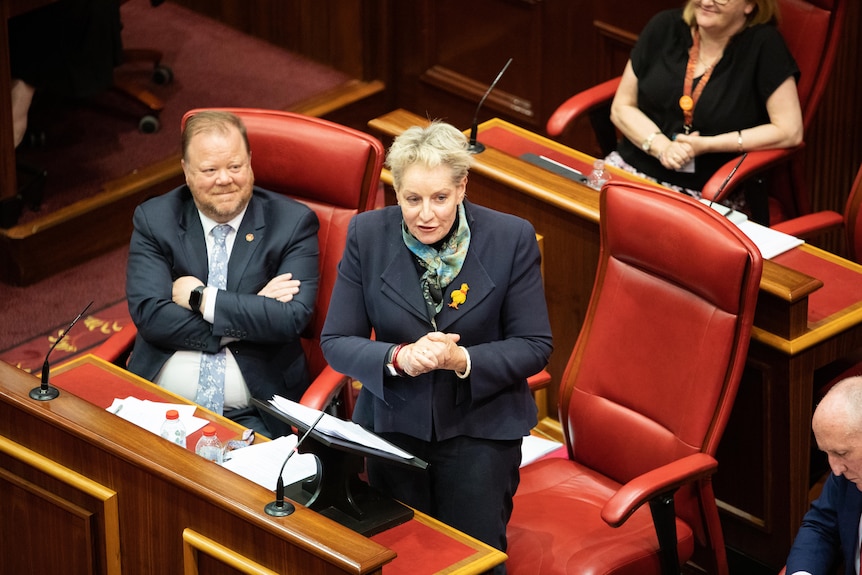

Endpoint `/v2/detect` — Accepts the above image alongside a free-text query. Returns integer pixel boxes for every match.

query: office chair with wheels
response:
[505,181,763,575]
[94,108,385,418]
[546,0,846,226]
[114,0,172,133]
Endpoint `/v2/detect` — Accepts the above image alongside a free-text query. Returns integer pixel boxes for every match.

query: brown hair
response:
[182,110,250,160]
[682,0,779,28]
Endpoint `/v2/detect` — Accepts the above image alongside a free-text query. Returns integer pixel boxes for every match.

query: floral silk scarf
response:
[401,203,471,325]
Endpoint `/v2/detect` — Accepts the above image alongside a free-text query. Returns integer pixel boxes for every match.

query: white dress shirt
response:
[155,209,251,411]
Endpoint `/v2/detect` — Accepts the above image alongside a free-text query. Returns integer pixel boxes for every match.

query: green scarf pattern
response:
[401,203,471,323]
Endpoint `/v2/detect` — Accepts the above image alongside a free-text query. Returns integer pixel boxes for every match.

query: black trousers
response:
[367,433,522,575]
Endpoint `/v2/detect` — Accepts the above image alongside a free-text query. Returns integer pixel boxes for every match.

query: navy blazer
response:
[126,185,320,412]
[320,201,553,442]
[786,473,862,575]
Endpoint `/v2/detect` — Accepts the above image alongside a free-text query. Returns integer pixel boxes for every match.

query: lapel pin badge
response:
[448,283,470,309]
[246,233,254,242]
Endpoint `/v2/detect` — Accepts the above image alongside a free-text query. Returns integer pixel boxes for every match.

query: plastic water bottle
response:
[160,409,187,448]
[195,426,223,464]
[587,159,611,190]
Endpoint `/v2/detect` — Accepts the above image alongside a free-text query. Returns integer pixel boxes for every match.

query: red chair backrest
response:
[778,0,845,127]
[181,108,384,379]
[844,164,862,263]
[560,182,762,529]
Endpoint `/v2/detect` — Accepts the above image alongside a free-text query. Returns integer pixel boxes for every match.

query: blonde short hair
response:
[385,121,474,191]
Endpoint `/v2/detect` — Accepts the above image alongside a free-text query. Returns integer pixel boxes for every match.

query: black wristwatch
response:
[385,344,401,377]
[189,285,205,313]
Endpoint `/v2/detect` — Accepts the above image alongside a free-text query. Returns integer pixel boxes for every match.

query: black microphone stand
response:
[265,411,326,517]
[30,301,93,401]
[467,57,513,154]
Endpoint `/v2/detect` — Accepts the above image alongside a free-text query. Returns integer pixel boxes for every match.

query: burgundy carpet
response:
[0,298,131,375]
[0,245,130,361]
[2,1,352,355]
[14,0,351,224]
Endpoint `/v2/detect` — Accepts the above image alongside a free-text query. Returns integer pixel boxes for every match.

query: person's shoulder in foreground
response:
[786,375,862,575]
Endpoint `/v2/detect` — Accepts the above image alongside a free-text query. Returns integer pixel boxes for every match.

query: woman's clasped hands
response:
[399,332,466,377]
[658,132,699,171]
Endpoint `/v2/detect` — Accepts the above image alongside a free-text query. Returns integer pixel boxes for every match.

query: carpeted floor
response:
[0,245,129,358]
[1,0,354,357]
[13,0,351,224]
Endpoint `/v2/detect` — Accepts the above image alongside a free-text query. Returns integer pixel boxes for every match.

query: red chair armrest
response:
[299,365,350,412]
[526,369,552,392]
[601,452,718,527]
[92,325,138,364]
[701,146,801,203]
[546,77,621,137]
[771,211,844,239]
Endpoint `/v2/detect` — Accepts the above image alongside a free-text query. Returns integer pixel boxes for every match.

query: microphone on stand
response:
[467,57,513,154]
[30,300,94,401]
[708,152,748,210]
[265,410,326,517]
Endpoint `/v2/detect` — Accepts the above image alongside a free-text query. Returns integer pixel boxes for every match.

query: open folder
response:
[255,396,427,469]
[252,396,427,536]
[266,396,420,463]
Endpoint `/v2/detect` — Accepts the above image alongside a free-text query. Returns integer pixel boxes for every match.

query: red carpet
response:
[1,1,352,354]
[14,0,351,224]
[0,299,130,375]
[0,243,129,352]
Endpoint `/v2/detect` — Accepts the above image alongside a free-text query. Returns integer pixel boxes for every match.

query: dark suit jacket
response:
[126,185,319,424]
[320,201,553,442]
[786,473,862,575]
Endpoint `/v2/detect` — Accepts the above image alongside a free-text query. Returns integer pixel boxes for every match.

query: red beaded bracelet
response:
[392,343,407,376]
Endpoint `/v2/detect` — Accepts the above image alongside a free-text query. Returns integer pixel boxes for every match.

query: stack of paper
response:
[221,435,318,490]
[106,397,208,436]
[269,396,415,460]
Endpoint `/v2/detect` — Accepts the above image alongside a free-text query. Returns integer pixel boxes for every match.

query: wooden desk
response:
[0,355,505,574]
[369,109,862,569]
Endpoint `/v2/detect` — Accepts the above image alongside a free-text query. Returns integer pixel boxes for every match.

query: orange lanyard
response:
[679,29,714,135]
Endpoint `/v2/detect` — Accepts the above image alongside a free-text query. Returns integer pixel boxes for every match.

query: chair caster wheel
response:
[139,115,160,134]
[152,64,173,85]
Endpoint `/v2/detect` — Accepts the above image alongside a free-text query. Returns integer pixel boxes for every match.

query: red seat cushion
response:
[508,458,694,575]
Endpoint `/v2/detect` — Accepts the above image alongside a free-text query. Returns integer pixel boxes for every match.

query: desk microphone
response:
[30,300,94,401]
[708,152,748,211]
[467,57,513,154]
[265,410,326,517]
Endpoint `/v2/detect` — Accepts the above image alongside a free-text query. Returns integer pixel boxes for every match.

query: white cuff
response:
[202,286,217,323]
[455,346,471,379]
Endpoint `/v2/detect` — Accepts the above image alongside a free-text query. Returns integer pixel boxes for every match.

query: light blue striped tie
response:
[195,224,231,414]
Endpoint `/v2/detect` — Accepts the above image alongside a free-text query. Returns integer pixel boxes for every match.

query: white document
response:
[520,434,564,468]
[221,434,318,490]
[106,397,209,436]
[698,198,804,259]
[269,395,415,460]
[736,220,805,260]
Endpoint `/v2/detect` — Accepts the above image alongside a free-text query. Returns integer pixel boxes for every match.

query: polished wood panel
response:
[171,0,387,81]
[0,435,122,575]
[369,109,862,570]
[0,355,507,574]
[0,359,394,575]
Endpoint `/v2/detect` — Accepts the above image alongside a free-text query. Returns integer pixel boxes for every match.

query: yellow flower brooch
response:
[448,283,470,309]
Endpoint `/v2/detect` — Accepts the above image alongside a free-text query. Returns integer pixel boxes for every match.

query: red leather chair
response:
[771,162,862,263]
[505,181,763,575]
[546,0,846,225]
[94,108,385,416]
